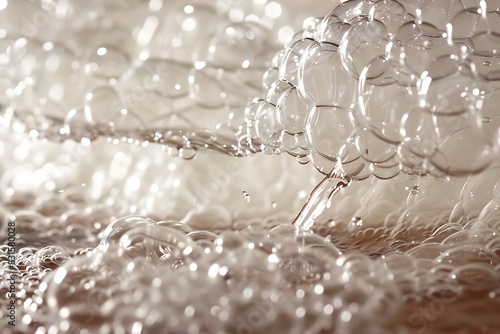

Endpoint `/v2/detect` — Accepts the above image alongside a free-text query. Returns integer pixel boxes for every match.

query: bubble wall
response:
[1,0,500,333]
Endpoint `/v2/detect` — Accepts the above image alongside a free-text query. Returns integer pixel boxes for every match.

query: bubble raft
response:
[244,0,500,179]
[1,207,499,334]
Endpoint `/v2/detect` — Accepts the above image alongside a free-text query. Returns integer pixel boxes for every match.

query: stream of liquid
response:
[292,166,352,230]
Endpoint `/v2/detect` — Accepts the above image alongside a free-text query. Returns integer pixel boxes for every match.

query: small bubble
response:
[179,147,196,160]
[242,191,250,202]
[86,45,130,78]
[296,155,310,165]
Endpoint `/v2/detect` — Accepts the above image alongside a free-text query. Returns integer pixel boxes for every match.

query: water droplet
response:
[179,147,196,160]
[242,191,250,202]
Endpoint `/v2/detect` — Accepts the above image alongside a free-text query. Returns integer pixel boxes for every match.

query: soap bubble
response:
[246,0,500,179]
[1,0,332,157]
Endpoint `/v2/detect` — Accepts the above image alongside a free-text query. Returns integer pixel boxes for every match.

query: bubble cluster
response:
[0,0,331,157]
[2,192,500,334]
[244,0,500,179]
[1,128,500,333]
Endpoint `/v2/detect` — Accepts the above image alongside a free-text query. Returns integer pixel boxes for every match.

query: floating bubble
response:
[306,106,357,164]
[86,45,130,79]
[254,100,281,150]
[83,85,145,132]
[299,46,356,108]
[276,87,309,135]
[339,17,391,79]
